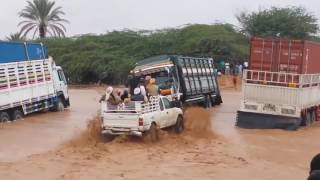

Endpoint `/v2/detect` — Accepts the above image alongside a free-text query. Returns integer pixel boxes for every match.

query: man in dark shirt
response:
[131,87,146,102]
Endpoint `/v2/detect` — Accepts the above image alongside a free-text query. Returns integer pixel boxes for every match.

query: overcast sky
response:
[0,0,319,39]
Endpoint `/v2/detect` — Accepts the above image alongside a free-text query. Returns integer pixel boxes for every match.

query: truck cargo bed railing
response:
[244,70,320,88]
[0,59,53,91]
[102,96,160,114]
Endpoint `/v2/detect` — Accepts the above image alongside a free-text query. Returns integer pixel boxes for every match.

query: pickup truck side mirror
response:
[170,101,178,108]
[170,102,174,108]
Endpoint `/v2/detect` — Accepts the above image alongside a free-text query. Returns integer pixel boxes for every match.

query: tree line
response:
[4,0,320,84]
[44,24,248,84]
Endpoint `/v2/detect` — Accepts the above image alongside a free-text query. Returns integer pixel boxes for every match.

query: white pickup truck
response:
[100,96,184,141]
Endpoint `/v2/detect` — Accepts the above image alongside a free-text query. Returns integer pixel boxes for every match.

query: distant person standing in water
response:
[238,64,243,77]
[233,74,237,90]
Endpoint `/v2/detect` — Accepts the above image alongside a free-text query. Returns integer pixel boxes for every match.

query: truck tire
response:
[206,95,212,108]
[304,111,312,127]
[54,98,65,112]
[145,123,159,142]
[175,115,184,134]
[12,109,24,121]
[215,95,222,105]
[311,110,316,124]
[0,112,10,124]
[203,95,212,108]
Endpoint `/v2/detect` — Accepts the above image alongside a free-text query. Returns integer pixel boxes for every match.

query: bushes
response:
[43,24,249,84]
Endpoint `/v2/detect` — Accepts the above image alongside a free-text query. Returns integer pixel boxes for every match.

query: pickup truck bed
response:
[101,96,183,138]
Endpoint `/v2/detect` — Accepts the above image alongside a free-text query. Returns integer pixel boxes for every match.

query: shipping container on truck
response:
[0,41,70,123]
[249,37,320,74]
[237,37,320,130]
[129,55,222,108]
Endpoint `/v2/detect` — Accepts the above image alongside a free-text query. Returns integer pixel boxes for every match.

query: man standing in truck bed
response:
[146,78,159,96]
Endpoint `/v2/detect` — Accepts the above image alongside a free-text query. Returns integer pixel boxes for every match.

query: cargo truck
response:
[237,37,320,130]
[0,42,69,123]
[129,55,222,107]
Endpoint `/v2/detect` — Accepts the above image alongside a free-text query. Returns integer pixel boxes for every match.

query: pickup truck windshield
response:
[156,76,172,89]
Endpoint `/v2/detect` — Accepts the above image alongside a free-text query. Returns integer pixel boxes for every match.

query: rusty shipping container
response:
[249,37,320,74]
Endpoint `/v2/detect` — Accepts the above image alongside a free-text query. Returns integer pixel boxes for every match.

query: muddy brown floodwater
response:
[0,88,101,162]
[0,88,319,180]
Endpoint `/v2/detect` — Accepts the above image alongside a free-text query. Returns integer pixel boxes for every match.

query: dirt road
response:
[0,88,319,180]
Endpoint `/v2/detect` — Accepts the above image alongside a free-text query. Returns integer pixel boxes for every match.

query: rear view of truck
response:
[0,42,69,123]
[237,37,320,129]
[101,96,184,141]
[131,55,222,107]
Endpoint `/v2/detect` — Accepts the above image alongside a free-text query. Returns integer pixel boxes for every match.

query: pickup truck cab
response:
[101,96,184,141]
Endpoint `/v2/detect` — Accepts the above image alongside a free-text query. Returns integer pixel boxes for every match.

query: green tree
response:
[18,0,68,39]
[6,32,26,41]
[237,6,319,39]
[43,24,249,84]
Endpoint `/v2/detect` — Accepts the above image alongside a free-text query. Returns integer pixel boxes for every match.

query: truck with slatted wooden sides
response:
[0,42,69,123]
[237,37,320,130]
[129,55,222,108]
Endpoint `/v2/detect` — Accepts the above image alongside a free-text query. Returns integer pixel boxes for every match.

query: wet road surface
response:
[0,88,320,179]
[0,89,100,162]
[212,90,320,179]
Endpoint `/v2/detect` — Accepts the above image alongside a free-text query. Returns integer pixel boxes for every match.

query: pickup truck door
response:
[161,97,176,127]
[158,98,171,128]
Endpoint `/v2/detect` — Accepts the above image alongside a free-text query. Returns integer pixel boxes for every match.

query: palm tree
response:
[18,0,68,39]
[6,32,27,41]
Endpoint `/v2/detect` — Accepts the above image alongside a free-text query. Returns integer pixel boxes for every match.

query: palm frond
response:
[32,28,39,39]
[19,22,37,33]
[18,0,68,39]
[6,32,26,41]
[50,21,67,32]
[50,25,66,37]
[22,25,38,37]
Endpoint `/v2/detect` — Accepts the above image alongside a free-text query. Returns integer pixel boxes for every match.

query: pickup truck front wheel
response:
[144,123,159,142]
[175,115,184,134]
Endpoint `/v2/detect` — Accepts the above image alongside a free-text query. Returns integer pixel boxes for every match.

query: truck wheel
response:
[203,95,212,108]
[311,110,316,124]
[12,109,24,121]
[175,115,184,134]
[215,95,222,105]
[145,123,159,143]
[0,112,10,124]
[55,98,65,112]
[304,111,312,127]
[206,95,212,108]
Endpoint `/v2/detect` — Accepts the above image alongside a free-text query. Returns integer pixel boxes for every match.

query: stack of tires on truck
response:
[237,37,320,130]
[0,41,70,123]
